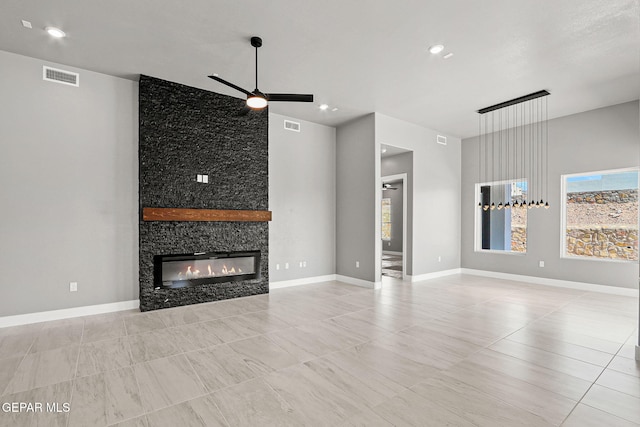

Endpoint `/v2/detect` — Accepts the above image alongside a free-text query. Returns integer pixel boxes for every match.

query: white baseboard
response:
[408,268,462,282]
[382,250,402,255]
[335,275,382,289]
[461,268,639,297]
[0,300,140,329]
[270,275,337,290]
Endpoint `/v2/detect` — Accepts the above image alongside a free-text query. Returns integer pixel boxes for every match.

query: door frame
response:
[381,173,408,279]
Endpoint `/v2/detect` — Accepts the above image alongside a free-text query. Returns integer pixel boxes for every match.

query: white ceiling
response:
[1,0,638,138]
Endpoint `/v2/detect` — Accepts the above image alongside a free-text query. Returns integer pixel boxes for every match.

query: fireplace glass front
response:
[154,251,261,289]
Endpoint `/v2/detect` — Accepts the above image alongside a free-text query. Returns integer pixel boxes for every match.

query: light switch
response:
[197,174,203,182]
[203,175,209,183]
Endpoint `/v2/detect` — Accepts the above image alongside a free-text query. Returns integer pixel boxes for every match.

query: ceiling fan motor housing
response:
[250,36,263,48]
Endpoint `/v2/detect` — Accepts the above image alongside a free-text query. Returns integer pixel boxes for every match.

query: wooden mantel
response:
[143,207,272,222]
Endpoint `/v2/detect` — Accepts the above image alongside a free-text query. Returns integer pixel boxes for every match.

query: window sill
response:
[560,255,638,264]
[475,249,526,256]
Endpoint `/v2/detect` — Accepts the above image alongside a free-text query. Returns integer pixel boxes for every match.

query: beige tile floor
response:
[0,274,638,426]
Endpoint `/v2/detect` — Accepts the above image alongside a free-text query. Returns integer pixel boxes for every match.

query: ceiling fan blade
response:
[208,75,253,97]
[266,93,314,103]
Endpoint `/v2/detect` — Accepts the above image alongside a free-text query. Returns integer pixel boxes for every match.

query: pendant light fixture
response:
[477,90,550,211]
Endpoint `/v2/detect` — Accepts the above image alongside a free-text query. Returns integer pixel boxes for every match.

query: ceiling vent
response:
[43,66,79,87]
[436,135,447,145]
[284,119,301,132]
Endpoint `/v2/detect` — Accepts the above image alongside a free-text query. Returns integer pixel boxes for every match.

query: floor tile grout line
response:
[65,321,85,427]
[440,356,577,425]
[132,353,211,418]
[558,327,639,425]
[0,332,37,397]
[406,287,600,424]
[498,334,617,369]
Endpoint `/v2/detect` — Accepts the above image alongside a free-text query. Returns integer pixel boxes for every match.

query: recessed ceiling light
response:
[21,20,32,29]
[45,27,66,38]
[443,52,454,59]
[381,148,387,153]
[429,44,444,54]
[331,107,339,112]
[319,104,329,110]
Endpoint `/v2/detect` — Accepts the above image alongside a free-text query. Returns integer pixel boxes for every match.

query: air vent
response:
[284,120,300,132]
[436,135,447,145]
[43,66,79,87]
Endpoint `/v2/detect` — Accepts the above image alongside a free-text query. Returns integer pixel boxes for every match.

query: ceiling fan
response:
[382,183,398,191]
[208,36,314,110]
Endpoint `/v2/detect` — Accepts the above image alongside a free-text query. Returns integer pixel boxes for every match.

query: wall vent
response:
[284,120,301,132]
[43,66,79,87]
[436,135,447,145]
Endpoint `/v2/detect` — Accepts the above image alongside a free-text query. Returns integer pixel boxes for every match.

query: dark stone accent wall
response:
[138,75,269,311]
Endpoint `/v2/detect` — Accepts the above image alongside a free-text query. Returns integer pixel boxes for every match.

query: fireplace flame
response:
[177,260,248,280]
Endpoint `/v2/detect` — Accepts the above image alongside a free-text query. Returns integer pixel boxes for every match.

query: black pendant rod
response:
[478,90,550,114]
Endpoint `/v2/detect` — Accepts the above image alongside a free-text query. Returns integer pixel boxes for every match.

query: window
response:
[562,168,638,261]
[381,198,391,241]
[475,180,527,253]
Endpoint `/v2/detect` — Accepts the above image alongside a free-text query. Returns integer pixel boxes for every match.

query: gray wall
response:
[381,181,403,252]
[0,50,138,316]
[269,113,336,282]
[461,101,640,289]
[376,114,462,276]
[336,114,377,282]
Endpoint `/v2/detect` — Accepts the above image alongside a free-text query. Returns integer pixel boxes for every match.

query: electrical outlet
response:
[438,256,442,262]
[299,261,303,267]
[356,261,360,268]
[303,261,307,267]
[69,282,78,292]
[276,264,280,270]
[539,261,545,268]
[285,263,289,269]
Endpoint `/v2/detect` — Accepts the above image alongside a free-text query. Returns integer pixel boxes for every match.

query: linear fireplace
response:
[154,251,261,289]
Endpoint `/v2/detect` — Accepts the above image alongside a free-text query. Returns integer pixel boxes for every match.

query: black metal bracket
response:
[477,90,550,114]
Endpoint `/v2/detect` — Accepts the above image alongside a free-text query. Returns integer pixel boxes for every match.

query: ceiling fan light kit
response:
[208,36,313,110]
[246,92,268,109]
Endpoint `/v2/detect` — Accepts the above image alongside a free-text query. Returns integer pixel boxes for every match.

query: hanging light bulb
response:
[544,202,550,209]
[505,202,511,209]
[535,201,540,208]
[528,202,533,209]
[490,202,496,210]
[483,205,489,211]
[497,203,503,210]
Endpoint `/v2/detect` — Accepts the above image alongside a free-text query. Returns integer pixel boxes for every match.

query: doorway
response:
[381,175,406,278]
[379,144,412,283]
